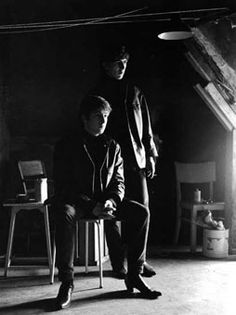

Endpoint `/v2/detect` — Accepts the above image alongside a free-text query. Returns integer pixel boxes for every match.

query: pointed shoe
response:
[141,262,156,277]
[125,274,161,299]
[55,281,74,309]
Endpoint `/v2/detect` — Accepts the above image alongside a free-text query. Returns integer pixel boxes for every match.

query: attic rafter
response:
[0,6,229,34]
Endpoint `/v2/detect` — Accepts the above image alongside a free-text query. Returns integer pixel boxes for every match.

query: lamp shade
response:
[158,30,192,40]
[158,17,193,40]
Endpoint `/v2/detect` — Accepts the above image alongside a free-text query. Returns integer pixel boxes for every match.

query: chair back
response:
[18,160,47,201]
[175,161,216,202]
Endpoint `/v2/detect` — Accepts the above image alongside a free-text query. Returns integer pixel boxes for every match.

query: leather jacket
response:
[92,77,158,170]
[124,82,158,169]
[53,132,125,208]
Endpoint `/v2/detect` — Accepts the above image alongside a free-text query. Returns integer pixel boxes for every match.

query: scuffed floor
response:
[1,254,236,315]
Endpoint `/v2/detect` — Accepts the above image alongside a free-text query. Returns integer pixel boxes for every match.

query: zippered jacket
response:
[53,131,125,210]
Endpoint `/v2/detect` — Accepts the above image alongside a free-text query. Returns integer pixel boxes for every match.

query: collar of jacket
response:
[79,128,112,148]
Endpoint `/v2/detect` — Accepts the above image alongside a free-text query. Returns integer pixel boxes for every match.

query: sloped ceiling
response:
[184,12,236,132]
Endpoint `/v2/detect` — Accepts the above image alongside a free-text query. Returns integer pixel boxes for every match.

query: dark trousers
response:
[55,199,149,282]
[124,168,149,208]
[105,169,150,270]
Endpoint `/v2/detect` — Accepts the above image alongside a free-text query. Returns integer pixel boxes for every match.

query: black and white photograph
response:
[0,1,236,314]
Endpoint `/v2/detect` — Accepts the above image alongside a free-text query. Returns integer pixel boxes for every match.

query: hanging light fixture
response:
[158,16,193,40]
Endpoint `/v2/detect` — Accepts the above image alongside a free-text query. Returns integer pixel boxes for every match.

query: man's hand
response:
[92,202,104,217]
[146,156,156,179]
[102,199,116,218]
[104,200,115,210]
[92,200,116,219]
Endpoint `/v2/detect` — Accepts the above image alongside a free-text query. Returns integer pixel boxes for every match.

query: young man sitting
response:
[53,95,161,310]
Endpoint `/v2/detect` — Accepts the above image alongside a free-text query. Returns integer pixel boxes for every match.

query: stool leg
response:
[51,233,56,284]
[85,221,89,273]
[5,209,17,277]
[96,220,103,288]
[42,206,53,284]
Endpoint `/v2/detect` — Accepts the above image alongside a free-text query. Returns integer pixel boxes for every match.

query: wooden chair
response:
[173,161,225,253]
[3,160,53,283]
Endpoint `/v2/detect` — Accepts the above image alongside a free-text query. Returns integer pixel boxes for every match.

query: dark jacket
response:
[53,131,125,210]
[92,77,158,170]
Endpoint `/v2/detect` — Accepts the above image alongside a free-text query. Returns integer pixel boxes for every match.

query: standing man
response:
[93,44,158,278]
[53,95,161,309]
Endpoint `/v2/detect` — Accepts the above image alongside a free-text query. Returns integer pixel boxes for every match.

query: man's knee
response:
[137,203,150,222]
[104,219,120,233]
[56,204,77,224]
[125,200,150,222]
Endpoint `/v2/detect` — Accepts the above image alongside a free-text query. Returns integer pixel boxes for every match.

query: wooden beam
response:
[185,51,212,82]
[205,82,236,122]
[194,83,235,131]
[192,27,236,102]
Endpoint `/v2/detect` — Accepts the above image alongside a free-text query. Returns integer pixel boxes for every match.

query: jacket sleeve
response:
[139,90,158,159]
[103,142,125,205]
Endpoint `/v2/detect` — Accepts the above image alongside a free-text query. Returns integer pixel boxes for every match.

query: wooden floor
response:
[1,249,236,315]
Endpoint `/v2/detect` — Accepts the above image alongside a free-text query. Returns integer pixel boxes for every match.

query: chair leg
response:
[173,203,182,245]
[96,220,103,288]
[173,215,182,245]
[85,221,89,273]
[43,206,53,284]
[4,209,17,277]
[190,210,197,253]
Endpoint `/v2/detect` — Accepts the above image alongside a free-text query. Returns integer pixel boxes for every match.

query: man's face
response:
[103,58,128,80]
[83,109,110,137]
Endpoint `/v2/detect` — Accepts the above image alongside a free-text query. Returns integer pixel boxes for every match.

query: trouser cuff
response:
[128,263,143,275]
[58,270,74,283]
